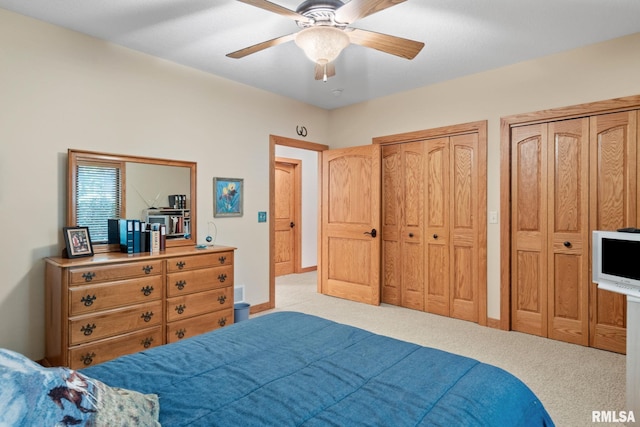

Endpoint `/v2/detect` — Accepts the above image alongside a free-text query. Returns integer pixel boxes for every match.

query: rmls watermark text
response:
[592,410,635,423]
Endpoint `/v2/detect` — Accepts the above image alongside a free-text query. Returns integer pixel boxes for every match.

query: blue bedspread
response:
[82,312,554,426]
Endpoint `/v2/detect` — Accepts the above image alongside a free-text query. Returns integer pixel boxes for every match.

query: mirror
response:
[67,149,197,253]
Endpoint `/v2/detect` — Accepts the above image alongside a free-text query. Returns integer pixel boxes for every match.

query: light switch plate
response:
[489,211,498,224]
[258,211,267,223]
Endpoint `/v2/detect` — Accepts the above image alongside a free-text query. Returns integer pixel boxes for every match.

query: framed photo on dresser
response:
[63,226,94,258]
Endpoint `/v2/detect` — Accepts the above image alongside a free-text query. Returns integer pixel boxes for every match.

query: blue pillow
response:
[0,348,160,426]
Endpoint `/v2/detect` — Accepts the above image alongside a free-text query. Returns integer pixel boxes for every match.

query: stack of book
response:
[108,219,166,254]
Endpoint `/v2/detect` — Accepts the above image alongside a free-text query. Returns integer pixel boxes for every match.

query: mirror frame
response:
[67,149,197,253]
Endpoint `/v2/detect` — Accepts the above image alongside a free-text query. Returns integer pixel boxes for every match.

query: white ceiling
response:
[1,0,639,110]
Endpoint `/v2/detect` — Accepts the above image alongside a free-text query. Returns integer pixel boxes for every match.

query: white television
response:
[593,230,640,298]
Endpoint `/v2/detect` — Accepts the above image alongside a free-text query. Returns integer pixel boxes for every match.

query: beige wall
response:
[1,6,639,360]
[0,9,330,359]
[328,32,640,319]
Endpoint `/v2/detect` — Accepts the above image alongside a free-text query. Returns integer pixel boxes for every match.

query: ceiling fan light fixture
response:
[295,26,349,64]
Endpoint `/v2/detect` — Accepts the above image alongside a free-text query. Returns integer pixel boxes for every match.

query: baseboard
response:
[486,317,504,330]
[249,301,272,314]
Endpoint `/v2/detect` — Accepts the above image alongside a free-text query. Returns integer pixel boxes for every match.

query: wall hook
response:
[296,126,308,137]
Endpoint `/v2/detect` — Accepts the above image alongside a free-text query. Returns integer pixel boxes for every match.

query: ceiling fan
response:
[226,0,424,81]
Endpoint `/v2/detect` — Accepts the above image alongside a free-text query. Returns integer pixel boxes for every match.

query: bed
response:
[1,312,554,426]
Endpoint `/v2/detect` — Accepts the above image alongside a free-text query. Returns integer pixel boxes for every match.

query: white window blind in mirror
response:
[75,160,123,243]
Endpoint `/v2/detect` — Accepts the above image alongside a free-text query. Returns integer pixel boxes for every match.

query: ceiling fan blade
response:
[236,0,312,24]
[226,33,297,59]
[348,28,424,60]
[314,62,336,80]
[335,0,407,24]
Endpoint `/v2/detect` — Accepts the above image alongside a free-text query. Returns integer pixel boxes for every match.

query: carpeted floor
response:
[261,271,627,427]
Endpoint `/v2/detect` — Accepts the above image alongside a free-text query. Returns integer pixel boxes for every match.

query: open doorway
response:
[268,135,328,309]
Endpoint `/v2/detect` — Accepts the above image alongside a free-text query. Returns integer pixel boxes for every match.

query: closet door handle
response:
[409,233,414,238]
[433,234,438,239]
[364,229,377,238]
[563,241,571,248]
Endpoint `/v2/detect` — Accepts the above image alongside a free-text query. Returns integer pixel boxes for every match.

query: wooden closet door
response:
[401,142,425,310]
[382,145,401,305]
[590,110,638,354]
[381,143,424,309]
[425,137,450,316]
[511,124,548,337]
[547,118,590,345]
[449,133,480,322]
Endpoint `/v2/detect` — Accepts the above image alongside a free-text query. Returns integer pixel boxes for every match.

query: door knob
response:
[409,233,414,238]
[433,234,438,239]
[290,222,295,228]
[364,229,377,238]
[563,241,571,248]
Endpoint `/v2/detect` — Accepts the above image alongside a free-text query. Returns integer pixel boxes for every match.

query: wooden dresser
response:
[44,246,235,369]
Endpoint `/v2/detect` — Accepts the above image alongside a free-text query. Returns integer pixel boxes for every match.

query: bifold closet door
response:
[511,112,636,351]
[381,142,425,310]
[511,123,549,337]
[424,138,450,316]
[547,118,589,346]
[448,133,480,322]
[511,119,590,343]
[589,110,638,354]
[382,145,402,305]
[424,133,480,322]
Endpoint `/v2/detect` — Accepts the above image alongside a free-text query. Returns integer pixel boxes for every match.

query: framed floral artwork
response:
[213,177,243,217]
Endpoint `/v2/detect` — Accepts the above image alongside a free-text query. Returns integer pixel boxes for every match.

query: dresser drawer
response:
[69,275,162,316]
[69,301,162,345]
[166,251,233,273]
[68,326,162,370]
[166,308,233,344]
[167,265,233,297]
[166,287,233,322]
[69,260,163,285]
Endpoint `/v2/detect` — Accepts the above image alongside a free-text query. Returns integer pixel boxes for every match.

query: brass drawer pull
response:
[141,337,154,349]
[218,273,227,283]
[175,280,186,291]
[81,294,96,307]
[175,304,186,315]
[82,272,96,282]
[81,352,96,366]
[218,317,227,327]
[81,323,96,336]
[141,285,154,296]
[218,256,227,264]
[140,311,154,322]
[142,265,154,274]
[217,295,227,304]
[176,261,186,270]
[175,329,186,339]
